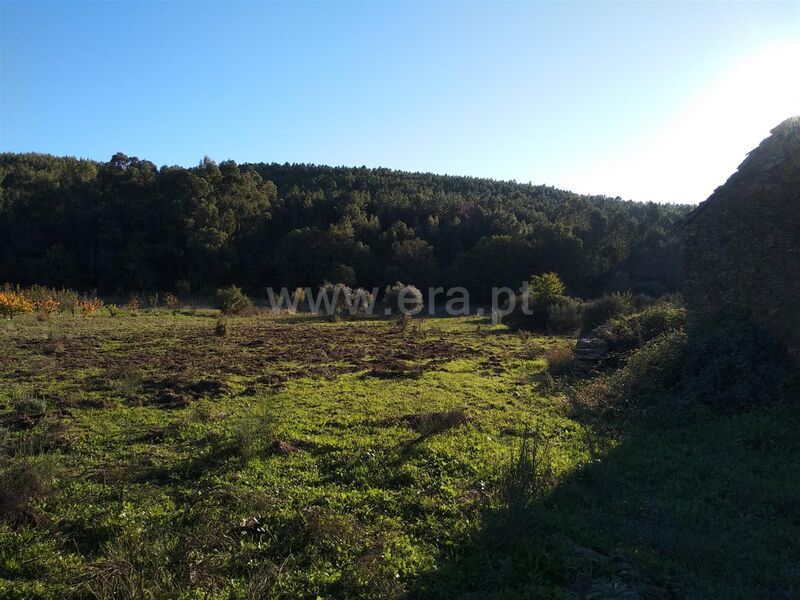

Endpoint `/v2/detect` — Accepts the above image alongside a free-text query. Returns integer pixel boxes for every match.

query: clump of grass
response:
[214,318,227,337]
[499,428,555,520]
[399,409,468,444]
[41,327,65,355]
[546,345,574,377]
[0,455,57,524]
[413,409,468,439]
[12,392,47,415]
[113,365,143,400]
[228,407,275,462]
[14,416,74,456]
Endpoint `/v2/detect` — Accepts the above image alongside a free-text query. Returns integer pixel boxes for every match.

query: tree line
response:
[0,152,691,299]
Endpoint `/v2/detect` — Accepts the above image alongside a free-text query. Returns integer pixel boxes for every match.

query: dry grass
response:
[546,345,575,377]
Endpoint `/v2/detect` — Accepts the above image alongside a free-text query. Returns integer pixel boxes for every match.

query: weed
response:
[12,392,47,415]
[228,407,275,462]
[214,318,227,337]
[0,455,57,524]
[113,365,143,400]
[546,345,575,377]
[499,427,555,520]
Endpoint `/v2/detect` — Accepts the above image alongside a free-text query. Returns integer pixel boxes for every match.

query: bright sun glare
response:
[567,39,800,204]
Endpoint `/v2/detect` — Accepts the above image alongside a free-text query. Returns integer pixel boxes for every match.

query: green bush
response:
[595,306,686,353]
[215,285,254,315]
[546,297,583,335]
[576,329,688,416]
[528,272,566,304]
[681,315,798,408]
[502,293,549,331]
[581,292,633,334]
[318,282,353,321]
[352,287,375,318]
[383,282,423,315]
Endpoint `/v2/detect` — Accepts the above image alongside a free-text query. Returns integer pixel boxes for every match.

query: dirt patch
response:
[5,319,477,397]
[145,376,229,408]
[364,358,425,380]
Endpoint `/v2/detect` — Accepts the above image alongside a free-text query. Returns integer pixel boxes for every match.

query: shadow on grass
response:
[409,403,800,599]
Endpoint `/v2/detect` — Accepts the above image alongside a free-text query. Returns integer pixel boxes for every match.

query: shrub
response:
[680,315,798,408]
[214,318,227,337]
[0,456,57,523]
[502,293,548,331]
[12,392,47,415]
[351,287,375,318]
[164,293,179,310]
[594,306,686,353]
[581,292,633,334]
[126,295,141,313]
[229,408,275,462]
[79,294,103,316]
[575,329,688,416]
[546,345,575,377]
[292,287,307,311]
[55,288,80,316]
[113,366,143,401]
[546,297,583,335]
[318,282,353,321]
[106,304,120,317]
[0,291,34,320]
[404,409,468,440]
[528,272,566,304]
[215,285,254,315]
[383,282,423,315]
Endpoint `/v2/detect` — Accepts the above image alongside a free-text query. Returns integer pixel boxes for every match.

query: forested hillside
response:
[0,153,691,297]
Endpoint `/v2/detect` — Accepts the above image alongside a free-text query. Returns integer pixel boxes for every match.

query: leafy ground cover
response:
[1,312,798,598]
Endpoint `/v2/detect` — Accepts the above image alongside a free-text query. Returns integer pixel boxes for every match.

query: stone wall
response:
[682,117,800,361]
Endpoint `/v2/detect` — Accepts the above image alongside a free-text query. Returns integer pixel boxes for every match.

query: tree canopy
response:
[0,153,691,297]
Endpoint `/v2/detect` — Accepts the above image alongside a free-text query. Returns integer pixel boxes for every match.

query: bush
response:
[12,393,47,415]
[528,272,566,304]
[79,294,103,316]
[214,318,227,337]
[55,288,80,316]
[0,456,57,523]
[351,287,375,318]
[594,306,686,353]
[215,285,254,315]
[575,329,688,416]
[581,292,633,334]
[681,315,798,408]
[318,282,353,321]
[546,345,575,377]
[0,290,34,320]
[383,282,423,315]
[504,293,581,334]
[546,297,583,335]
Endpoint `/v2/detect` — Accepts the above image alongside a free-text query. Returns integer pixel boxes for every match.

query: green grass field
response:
[1,312,799,599]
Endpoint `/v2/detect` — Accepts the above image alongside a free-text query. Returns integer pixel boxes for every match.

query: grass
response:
[0,311,798,598]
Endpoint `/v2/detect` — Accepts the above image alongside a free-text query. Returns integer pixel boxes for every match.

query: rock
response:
[271,440,299,455]
[574,336,610,370]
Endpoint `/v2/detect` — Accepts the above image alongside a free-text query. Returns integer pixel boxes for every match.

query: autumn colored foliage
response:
[0,291,34,319]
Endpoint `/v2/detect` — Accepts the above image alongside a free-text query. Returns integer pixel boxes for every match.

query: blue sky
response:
[1,1,798,203]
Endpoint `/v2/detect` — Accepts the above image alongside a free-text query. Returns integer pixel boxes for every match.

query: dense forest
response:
[0,153,691,299]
